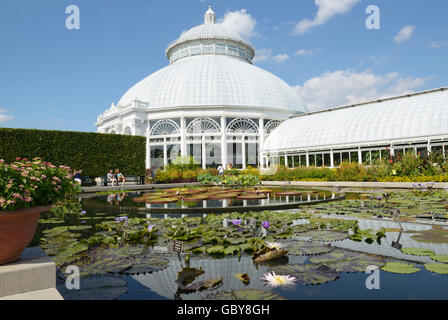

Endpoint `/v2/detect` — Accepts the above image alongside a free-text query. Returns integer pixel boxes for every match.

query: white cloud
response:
[295,48,321,57]
[272,54,290,63]
[294,0,360,35]
[218,9,257,39]
[0,113,14,123]
[394,25,416,44]
[294,69,427,112]
[253,49,290,64]
[253,49,273,63]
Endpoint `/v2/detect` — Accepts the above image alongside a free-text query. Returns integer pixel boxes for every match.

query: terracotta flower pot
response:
[0,205,51,265]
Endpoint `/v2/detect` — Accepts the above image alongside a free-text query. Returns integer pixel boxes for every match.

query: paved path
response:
[262,181,448,189]
[81,182,201,194]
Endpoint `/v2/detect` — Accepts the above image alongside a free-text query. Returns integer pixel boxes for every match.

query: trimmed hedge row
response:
[0,128,146,177]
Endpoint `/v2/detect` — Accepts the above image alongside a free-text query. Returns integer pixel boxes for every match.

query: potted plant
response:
[0,157,79,265]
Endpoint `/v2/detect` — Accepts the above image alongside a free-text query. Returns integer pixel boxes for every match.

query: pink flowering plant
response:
[0,157,80,212]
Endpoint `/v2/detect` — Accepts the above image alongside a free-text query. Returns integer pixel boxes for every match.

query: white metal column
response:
[330,151,334,168]
[180,116,186,158]
[221,116,227,167]
[258,117,264,169]
[145,120,151,169]
[163,140,168,167]
[242,136,246,170]
[202,135,206,170]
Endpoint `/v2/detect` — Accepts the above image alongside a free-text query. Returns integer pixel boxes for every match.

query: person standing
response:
[217,164,225,176]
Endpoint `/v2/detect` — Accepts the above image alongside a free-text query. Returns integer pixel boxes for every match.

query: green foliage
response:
[262,151,448,182]
[0,128,145,177]
[197,173,260,187]
[381,262,420,274]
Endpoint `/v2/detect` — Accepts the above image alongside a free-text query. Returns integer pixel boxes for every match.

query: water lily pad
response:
[253,247,288,263]
[410,228,448,244]
[271,264,339,285]
[52,242,89,267]
[274,191,302,196]
[237,194,268,200]
[308,249,386,273]
[300,230,349,242]
[176,268,205,286]
[122,255,169,274]
[430,254,448,264]
[381,262,420,274]
[401,248,435,256]
[203,289,286,300]
[57,276,127,300]
[234,273,250,285]
[424,263,448,274]
[179,277,223,292]
[87,246,145,261]
[282,241,333,256]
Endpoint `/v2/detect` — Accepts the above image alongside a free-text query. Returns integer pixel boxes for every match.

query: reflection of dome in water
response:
[131,256,305,300]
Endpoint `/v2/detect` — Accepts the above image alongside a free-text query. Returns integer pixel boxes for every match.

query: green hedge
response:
[0,128,145,177]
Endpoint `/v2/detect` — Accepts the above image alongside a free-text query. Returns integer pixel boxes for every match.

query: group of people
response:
[107,169,126,186]
[217,162,233,176]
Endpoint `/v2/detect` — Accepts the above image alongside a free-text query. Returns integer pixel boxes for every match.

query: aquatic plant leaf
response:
[271,264,339,285]
[282,241,333,256]
[179,277,223,292]
[57,276,127,300]
[410,228,448,244]
[308,249,385,273]
[52,242,89,267]
[123,255,169,275]
[87,246,145,261]
[401,248,435,256]
[300,230,349,242]
[234,273,250,285]
[381,262,420,274]
[253,247,288,263]
[203,289,286,301]
[176,268,205,286]
[430,254,448,264]
[232,289,286,300]
[424,263,448,274]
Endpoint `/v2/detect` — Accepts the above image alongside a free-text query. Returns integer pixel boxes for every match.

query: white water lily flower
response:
[266,242,283,250]
[261,271,296,288]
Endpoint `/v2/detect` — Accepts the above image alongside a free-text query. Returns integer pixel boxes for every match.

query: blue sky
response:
[0,0,447,132]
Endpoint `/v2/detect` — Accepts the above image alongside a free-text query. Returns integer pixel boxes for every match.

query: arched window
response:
[150,120,181,136]
[187,118,221,134]
[123,126,132,136]
[265,120,282,135]
[227,118,258,134]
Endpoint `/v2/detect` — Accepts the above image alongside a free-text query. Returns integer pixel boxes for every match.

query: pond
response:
[32,187,448,300]
[80,187,340,214]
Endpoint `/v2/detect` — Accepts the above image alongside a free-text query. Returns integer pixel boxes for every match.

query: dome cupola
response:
[204,5,216,24]
[166,7,255,64]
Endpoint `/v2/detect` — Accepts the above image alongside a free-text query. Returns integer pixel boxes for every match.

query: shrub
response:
[0,128,145,177]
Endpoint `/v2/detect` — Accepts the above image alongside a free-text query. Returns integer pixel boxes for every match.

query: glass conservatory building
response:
[95,6,307,169]
[262,87,448,168]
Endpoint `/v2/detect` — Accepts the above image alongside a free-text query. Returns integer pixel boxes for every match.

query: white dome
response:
[117,55,307,114]
[167,23,249,50]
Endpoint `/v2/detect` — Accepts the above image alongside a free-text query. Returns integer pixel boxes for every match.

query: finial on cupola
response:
[204,5,216,24]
